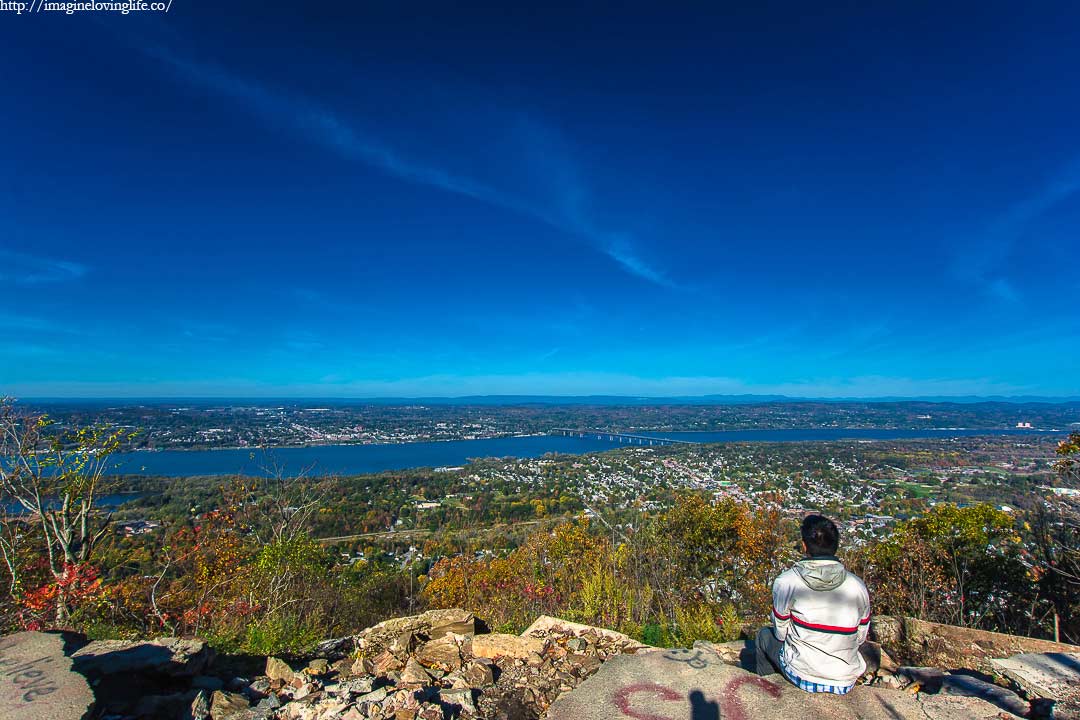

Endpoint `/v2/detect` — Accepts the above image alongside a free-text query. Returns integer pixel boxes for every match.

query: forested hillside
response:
[2,399,1078,655]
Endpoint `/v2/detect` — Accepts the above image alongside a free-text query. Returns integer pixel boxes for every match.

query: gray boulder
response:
[71,637,212,678]
[547,646,1025,720]
[988,652,1080,719]
[0,631,94,720]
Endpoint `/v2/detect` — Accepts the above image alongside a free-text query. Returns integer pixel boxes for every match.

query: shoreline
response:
[118,426,1065,454]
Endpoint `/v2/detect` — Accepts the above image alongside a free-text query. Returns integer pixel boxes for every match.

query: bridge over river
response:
[551,428,698,446]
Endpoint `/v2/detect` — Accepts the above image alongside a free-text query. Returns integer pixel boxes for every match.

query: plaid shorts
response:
[779,648,855,695]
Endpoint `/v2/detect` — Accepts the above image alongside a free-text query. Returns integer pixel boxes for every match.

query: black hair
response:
[801,514,839,557]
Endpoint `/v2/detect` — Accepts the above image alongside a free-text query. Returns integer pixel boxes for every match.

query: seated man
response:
[755,514,870,695]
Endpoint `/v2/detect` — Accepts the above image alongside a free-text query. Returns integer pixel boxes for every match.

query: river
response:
[105,428,1059,477]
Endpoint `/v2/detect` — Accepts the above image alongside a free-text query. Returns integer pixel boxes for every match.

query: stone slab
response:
[522,615,649,652]
[693,639,757,671]
[987,652,1080,704]
[355,609,476,655]
[471,633,546,661]
[71,636,211,677]
[547,645,1023,720]
[938,674,1029,716]
[872,616,1080,673]
[0,631,93,720]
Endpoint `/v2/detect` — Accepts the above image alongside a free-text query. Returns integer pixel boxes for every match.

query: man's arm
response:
[771,572,795,642]
[856,582,871,645]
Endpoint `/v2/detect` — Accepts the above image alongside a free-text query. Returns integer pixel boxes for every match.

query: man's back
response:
[755,515,871,694]
[770,558,871,687]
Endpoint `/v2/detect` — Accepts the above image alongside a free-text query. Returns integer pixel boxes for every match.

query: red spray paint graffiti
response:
[613,683,683,720]
[613,676,782,720]
[719,675,783,720]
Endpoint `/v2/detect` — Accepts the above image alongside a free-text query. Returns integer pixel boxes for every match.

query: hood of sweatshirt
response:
[792,558,847,591]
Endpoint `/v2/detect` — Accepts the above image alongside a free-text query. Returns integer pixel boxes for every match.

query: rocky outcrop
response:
[0,631,94,720]
[72,636,213,677]
[70,636,218,719]
[521,616,650,654]
[988,652,1080,719]
[547,646,1026,720]
[258,611,644,720]
[470,633,545,661]
[352,608,477,658]
[870,615,1080,673]
[7,612,1080,719]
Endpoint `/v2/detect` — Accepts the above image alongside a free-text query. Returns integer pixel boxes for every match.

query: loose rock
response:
[72,637,213,678]
[266,657,296,683]
[471,634,545,661]
[210,690,251,718]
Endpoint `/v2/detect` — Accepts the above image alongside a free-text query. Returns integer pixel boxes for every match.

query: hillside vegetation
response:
[1,399,1078,655]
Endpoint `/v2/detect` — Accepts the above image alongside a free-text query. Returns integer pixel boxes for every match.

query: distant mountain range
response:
[366,394,1080,406]
[23,394,1080,406]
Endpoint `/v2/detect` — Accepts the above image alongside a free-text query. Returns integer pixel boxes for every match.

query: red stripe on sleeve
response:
[791,616,860,633]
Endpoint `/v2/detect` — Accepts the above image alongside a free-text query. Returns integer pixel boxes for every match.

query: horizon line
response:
[10,393,1080,405]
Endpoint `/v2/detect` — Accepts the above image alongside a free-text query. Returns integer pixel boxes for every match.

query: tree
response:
[0,399,132,626]
[857,503,1028,630]
[1054,432,1080,485]
[1025,432,1080,642]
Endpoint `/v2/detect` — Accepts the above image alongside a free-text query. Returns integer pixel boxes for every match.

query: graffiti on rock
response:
[614,683,683,720]
[662,649,714,670]
[613,675,782,720]
[719,675,782,720]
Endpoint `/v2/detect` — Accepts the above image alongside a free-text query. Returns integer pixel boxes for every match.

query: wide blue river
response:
[107,428,1057,477]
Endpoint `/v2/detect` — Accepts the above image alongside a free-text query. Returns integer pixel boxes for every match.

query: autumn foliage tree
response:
[423,493,792,645]
[852,503,1030,630]
[1023,432,1080,642]
[0,399,132,628]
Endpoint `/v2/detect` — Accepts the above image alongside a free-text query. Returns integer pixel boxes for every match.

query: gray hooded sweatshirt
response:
[770,558,871,686]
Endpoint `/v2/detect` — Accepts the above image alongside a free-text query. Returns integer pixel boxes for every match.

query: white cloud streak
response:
[1,372,1044,399]
[0,312,81,335]
[0,250,87,285]
[145,47,673,287]
[959,159,1080,302]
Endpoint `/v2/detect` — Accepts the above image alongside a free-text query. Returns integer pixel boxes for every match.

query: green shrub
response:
[640,623,664,647]
[242,614,325,656]
[669,601,740,646]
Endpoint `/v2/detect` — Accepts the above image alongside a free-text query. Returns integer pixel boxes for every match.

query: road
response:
[314,519,547,544]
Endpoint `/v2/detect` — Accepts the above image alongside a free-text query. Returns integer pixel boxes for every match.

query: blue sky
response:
[2,2,1079,398]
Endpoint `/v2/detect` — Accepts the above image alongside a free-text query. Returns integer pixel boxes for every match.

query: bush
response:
[852,503,1032,630]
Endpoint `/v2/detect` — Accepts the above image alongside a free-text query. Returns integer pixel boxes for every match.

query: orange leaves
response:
[1055,431,1080,481]
[420,499,792,637]
[1056,432,1080,458]
[18,563,104,630]
[155,506,259,639]
[421,519,601,630]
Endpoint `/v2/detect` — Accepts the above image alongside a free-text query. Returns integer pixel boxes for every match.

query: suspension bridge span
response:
[551,428,698,446]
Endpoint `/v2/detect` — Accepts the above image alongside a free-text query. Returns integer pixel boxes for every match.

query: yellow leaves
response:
[1055,432,1080,482]
[1056,432,1080,457]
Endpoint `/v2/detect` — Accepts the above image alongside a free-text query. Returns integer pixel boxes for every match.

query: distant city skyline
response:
[3,3,1079,398]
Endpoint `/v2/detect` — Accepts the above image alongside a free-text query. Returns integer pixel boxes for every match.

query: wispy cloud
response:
[0,250,87,285]
[987,277,1020,304]
[537,347,561,361]
[958,159,1080,302]
[504,116,674,287]
[143,47,672,287]
[0,342,62,357]
[601,236,672,287]
[0,312,70,333]
[4,372,1046,399]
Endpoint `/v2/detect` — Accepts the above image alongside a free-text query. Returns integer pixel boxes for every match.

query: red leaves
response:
[18,562,103,630]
